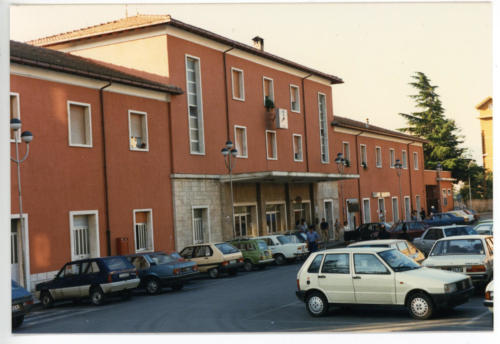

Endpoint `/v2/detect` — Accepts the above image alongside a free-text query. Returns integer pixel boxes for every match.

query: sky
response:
[8,1,493,165]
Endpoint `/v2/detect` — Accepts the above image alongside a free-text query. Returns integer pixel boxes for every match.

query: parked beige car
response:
[180,243,243,278]
[348,239,426,264]
[422,235,493,290]
[296,247,473,319]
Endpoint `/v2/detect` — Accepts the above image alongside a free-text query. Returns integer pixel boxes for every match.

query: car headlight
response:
[444,283,457,293]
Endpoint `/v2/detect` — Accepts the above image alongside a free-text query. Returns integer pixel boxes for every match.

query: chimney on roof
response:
[365,118,370,128]
[252,36,264,51]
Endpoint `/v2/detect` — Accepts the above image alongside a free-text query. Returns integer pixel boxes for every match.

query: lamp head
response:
[10,118,21,131]
[221,147,229,156]
[225,140,233,149]
[230,148,238,157]
[436,163,442,172]
[21,131,33,143]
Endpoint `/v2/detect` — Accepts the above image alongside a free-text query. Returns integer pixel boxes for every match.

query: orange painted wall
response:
[10,74,175,274]
[166,35,336,175]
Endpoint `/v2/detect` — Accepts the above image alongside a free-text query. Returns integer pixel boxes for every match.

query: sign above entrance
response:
[276,108,288,129]
[372,192,390,198]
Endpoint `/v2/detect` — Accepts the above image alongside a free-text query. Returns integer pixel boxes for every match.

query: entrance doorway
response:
[10,215,30,289]
[323,200,334,240]
[11,219,20,282]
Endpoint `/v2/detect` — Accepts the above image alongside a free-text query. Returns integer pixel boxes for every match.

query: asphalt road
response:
[14,262,493,333]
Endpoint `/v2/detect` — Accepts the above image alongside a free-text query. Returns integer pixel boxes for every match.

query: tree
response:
[398,72,467,180]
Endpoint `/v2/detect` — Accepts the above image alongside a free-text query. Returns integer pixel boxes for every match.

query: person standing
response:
[320,218,329,242]
[420,208,426,220]
[306,225,320,254]
[300,219,308,232]
[334,219,340,240]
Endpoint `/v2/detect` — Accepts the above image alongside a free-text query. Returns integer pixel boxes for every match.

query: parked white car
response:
[474,221,493,236]
[422,235,493,289]
[447,210,474,223]
[484,280,493,312]
[413,225,476,255]
[348,239,426,264]
[255,235,308,265]
[296,247,473,320]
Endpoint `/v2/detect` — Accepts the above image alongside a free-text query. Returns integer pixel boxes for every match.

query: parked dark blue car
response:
[12,280,33,329]
[424,213,466,227]
[126,251,199,295]
[35,256,140,308]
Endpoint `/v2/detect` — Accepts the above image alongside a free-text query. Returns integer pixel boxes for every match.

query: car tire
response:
[89,286,105,306]
[243,260,253,272]
[12,316,24,329]
[274,254,286,266]
[407,292,434,320]
[306,291,328,317]
[172,284,183,291]
[208,268,219,279]
[40,290,54,309]
[145,277,161,295]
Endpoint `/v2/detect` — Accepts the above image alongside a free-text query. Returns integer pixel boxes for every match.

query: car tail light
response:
[173,268,180,275]
[466,265,486,272]
[222,261,228,266]
[193,265,198,271]
[25,300,34,306]
[298,247,302,251]
[239,258,244,263]
[485,291,493,300]
[135,270,138,276]
[107,273,113,282]
[297,279,300,291]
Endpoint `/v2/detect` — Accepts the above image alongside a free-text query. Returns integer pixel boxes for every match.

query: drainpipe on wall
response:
[301,74,312,172]
[354,131,363,223]
[223,47,235,141]
[99,81,112,256]
[407,141,415,214]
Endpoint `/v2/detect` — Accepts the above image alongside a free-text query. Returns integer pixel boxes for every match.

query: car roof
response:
[349,239,406,246]
[315,247,392,254]
[436,234,491,241]
[426,224,469,229]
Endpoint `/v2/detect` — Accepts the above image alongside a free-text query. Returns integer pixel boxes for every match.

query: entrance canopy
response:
[220,171,359,184]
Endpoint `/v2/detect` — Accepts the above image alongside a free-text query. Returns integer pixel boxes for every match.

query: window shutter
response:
[70,104,86,145]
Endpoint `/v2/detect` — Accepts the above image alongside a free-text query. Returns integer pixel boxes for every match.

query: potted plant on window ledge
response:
[265,97,275,112]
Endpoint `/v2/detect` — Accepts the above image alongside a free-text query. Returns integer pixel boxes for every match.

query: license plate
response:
[12,304,20,311]
[452,267,463,272]
[230,260,236,264]
[119,273,129,278]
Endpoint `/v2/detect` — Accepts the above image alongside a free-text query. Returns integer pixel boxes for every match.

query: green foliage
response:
[459,167,493,201]
[398,72,467,181]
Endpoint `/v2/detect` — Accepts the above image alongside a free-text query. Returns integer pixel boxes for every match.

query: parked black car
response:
[35,256,140,308]
[389,221,428,241]
[424,213,466,226]
[344,222,391,242]
[12,280,33,329]
[126,251,199,295]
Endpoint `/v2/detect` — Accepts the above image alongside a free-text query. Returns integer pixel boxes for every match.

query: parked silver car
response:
[413,225,476,255]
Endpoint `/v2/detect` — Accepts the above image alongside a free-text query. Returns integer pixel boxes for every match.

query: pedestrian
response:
[420,208,426,220]
[320,218,329,242]
[398,223,411,241]
[334,218,340,241]
[342,220,351,241]
[378,210,385,223]
[411,210,417,221]
[300,219,308,232]
[294,220,302,231]
[306,225,320,254]
[430,205,436,216]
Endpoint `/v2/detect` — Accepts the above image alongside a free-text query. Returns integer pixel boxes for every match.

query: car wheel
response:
[145,278,161,295]
[89,287,105,306]
[40,290,54,309]
[12,316,24,329]
[172,284,183,291]
[407,292,434,320]
[306,291,328,317]
[274,254,286,265]
[208,268,219,279]
[243,260,253,272]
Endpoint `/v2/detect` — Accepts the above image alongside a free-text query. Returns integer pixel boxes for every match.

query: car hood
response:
[422,255,486,267]
[399,267,467,284]
[12,281,33,301]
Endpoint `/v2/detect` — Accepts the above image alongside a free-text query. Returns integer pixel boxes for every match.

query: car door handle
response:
[318,275,326,279]
[352,276,361,279]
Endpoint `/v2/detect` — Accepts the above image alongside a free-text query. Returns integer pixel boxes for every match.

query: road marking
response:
[245,301,302,319]
[23,308,102,327]
[464,310,491,325]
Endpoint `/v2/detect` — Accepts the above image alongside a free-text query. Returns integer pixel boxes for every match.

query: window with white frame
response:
[442,189,447,197]
[10,93,20,142]
[363,199,371,224]
[193,207,209,244]
[263,77,274,104]
[343,142,350,165]
[389,149,395,168]
[234,126,248,158]
[392,197,399,223]
[415,195,421,219]
[318,93,329,163]
[266,130,277,160]
[134,210,153,252]
[129,110,148,150]
[293,201,311,225]
[234,206,255,237]
[293,134,303,161]
[186,56,205,154]
[68,101,92,147]
[375,147,382,167]
[290,85,300,112]
[360,144,367,166]
[231,68,244,101]
[70,211,99,261]
[404,197,411,221]
[266,203,286,233]
[413,152,419,170]
[11,219,19,264]
[448,189,452,195]
[402,150,408,169]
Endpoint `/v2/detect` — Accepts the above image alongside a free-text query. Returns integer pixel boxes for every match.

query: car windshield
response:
[215,243,239,254]
[169,252,183,260]
[257,240,268,250]
[277,235,294,244]
[378,249,420,272]
[444,226,476,237]
[102,257,129,270]
[149,253,176,265]
[430,239,485,256]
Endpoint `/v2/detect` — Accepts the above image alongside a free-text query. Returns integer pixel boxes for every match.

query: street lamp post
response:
[467,161,473,209]
[221,141,238,239]
[436,163,443,212]
[10,118,34,288]
[335,153,346,226]
[395,159,403,222]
